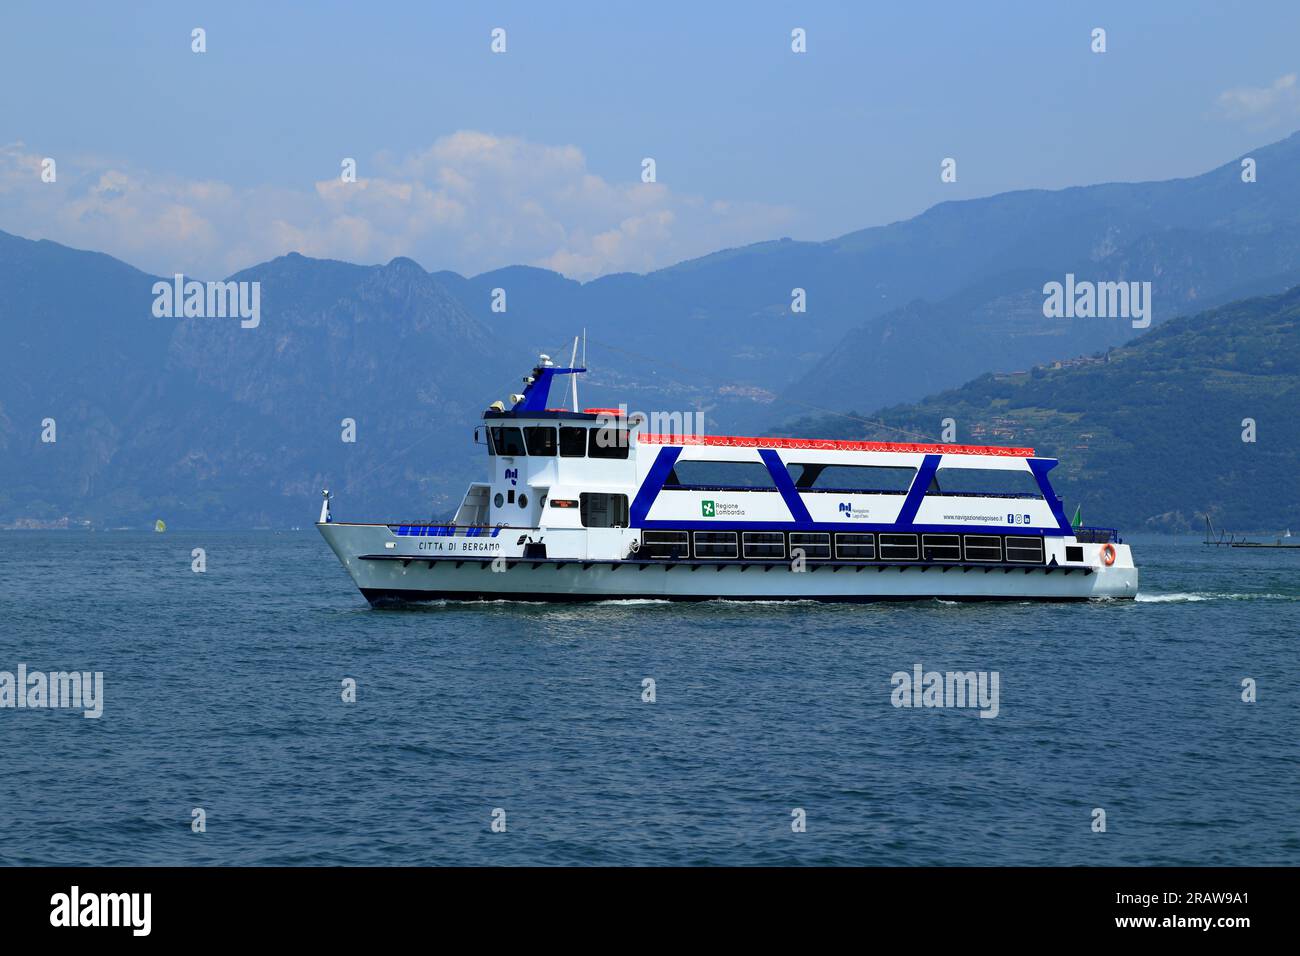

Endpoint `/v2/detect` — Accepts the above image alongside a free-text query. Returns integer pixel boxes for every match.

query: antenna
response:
[569,335,580,412]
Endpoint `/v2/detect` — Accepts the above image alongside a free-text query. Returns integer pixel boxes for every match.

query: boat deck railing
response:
[1074,526,1121,544]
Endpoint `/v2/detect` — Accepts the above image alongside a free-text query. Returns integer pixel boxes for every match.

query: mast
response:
[569,336,580,412]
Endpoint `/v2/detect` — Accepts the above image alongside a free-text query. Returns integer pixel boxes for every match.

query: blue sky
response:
[2,0,1298,278]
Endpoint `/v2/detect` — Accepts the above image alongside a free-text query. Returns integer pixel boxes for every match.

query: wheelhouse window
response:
[929,467,1042,498]
[787,463,918,494]
[664,460,777,490]
[559,426,587,457]
[490,427,527,457]
[588,427,630,459]
[524,426,557,456]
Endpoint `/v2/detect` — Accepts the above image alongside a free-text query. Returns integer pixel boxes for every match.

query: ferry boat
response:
[318,355,1138,603]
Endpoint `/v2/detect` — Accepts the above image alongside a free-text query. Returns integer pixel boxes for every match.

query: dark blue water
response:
[0,531,1296,865]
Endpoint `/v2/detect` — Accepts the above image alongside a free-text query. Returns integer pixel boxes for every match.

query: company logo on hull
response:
[838,501,870,520]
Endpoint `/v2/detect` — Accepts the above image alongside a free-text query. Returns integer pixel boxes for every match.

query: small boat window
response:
[787,463,917,493]
[694,531,739,559]
[580,492,629,528]
[525,426,557,456]
[490,427,527,457]
[963,535,1002,562]
[922,534,962,561]
[878,533,919,561]
[641,530,689,559]
[930,467,1042,498]
[789,532,831,560]
[559,426,588,457]
[588,427,630,459]
[742,531,785,559]
[835,533,875,560]
[1005,536,1045,564]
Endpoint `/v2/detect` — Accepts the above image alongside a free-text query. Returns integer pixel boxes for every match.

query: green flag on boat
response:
[1070,505,1082,530]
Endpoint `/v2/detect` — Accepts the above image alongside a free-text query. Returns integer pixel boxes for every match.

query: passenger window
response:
[931,468,1042,498]
[559,426,587,457]
[666,460,776,489]
[787,463,917,493]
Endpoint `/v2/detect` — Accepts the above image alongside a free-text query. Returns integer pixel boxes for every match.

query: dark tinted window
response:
[931,467,1042,498]
[878,533,919,561]
[559,426,587,457]
[524,426,557,456]
[580,493,629,528]
[490,427,526,456]
[666,460,776,489]
[588,427,630,459]
[789,532,831,560]
[694,531,738,559]
[787,463,917,493]
[742,531,785,559]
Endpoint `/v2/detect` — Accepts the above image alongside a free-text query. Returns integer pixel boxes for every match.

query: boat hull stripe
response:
[895,454,941,527]
[759,448,813,524]
[629,446,683,525]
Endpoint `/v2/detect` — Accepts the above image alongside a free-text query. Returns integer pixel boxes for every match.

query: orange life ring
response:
[1100,543,1117,566]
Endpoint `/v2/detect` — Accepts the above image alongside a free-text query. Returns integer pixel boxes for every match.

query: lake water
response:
[0,531,1296,865]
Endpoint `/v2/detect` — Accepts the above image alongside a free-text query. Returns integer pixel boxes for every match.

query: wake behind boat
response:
[318,354,1138,603]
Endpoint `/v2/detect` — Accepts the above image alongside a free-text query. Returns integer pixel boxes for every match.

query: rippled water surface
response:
[1,531,1296,865]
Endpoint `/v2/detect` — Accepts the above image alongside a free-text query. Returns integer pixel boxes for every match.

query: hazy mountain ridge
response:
[5,130,1300,526]
[776,286,1300,533]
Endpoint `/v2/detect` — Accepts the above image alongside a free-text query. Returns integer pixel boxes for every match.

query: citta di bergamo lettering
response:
[1042,273,1151,329]
[50,886,151,936]
[891,664,1000,719]
[152,273,261,329]
[0,664,103,718]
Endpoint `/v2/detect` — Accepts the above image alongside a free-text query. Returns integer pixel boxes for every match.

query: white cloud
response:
[1215,73,1300,125]
[0,134,795,280]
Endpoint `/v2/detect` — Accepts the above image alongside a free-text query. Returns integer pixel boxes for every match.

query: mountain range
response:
[778,286,1300,533]
[4,130,1300,527]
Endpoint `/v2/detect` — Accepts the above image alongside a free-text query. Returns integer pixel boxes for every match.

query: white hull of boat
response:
[318,522,1138,604]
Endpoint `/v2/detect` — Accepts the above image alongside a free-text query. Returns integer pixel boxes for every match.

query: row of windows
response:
[490,426,629,460]
[639,531,1046,564]
[663,462,1043,497]
[486,437,1042,498]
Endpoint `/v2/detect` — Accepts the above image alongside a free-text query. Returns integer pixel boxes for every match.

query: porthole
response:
[518,493,529,508]
[494,493,505,508]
